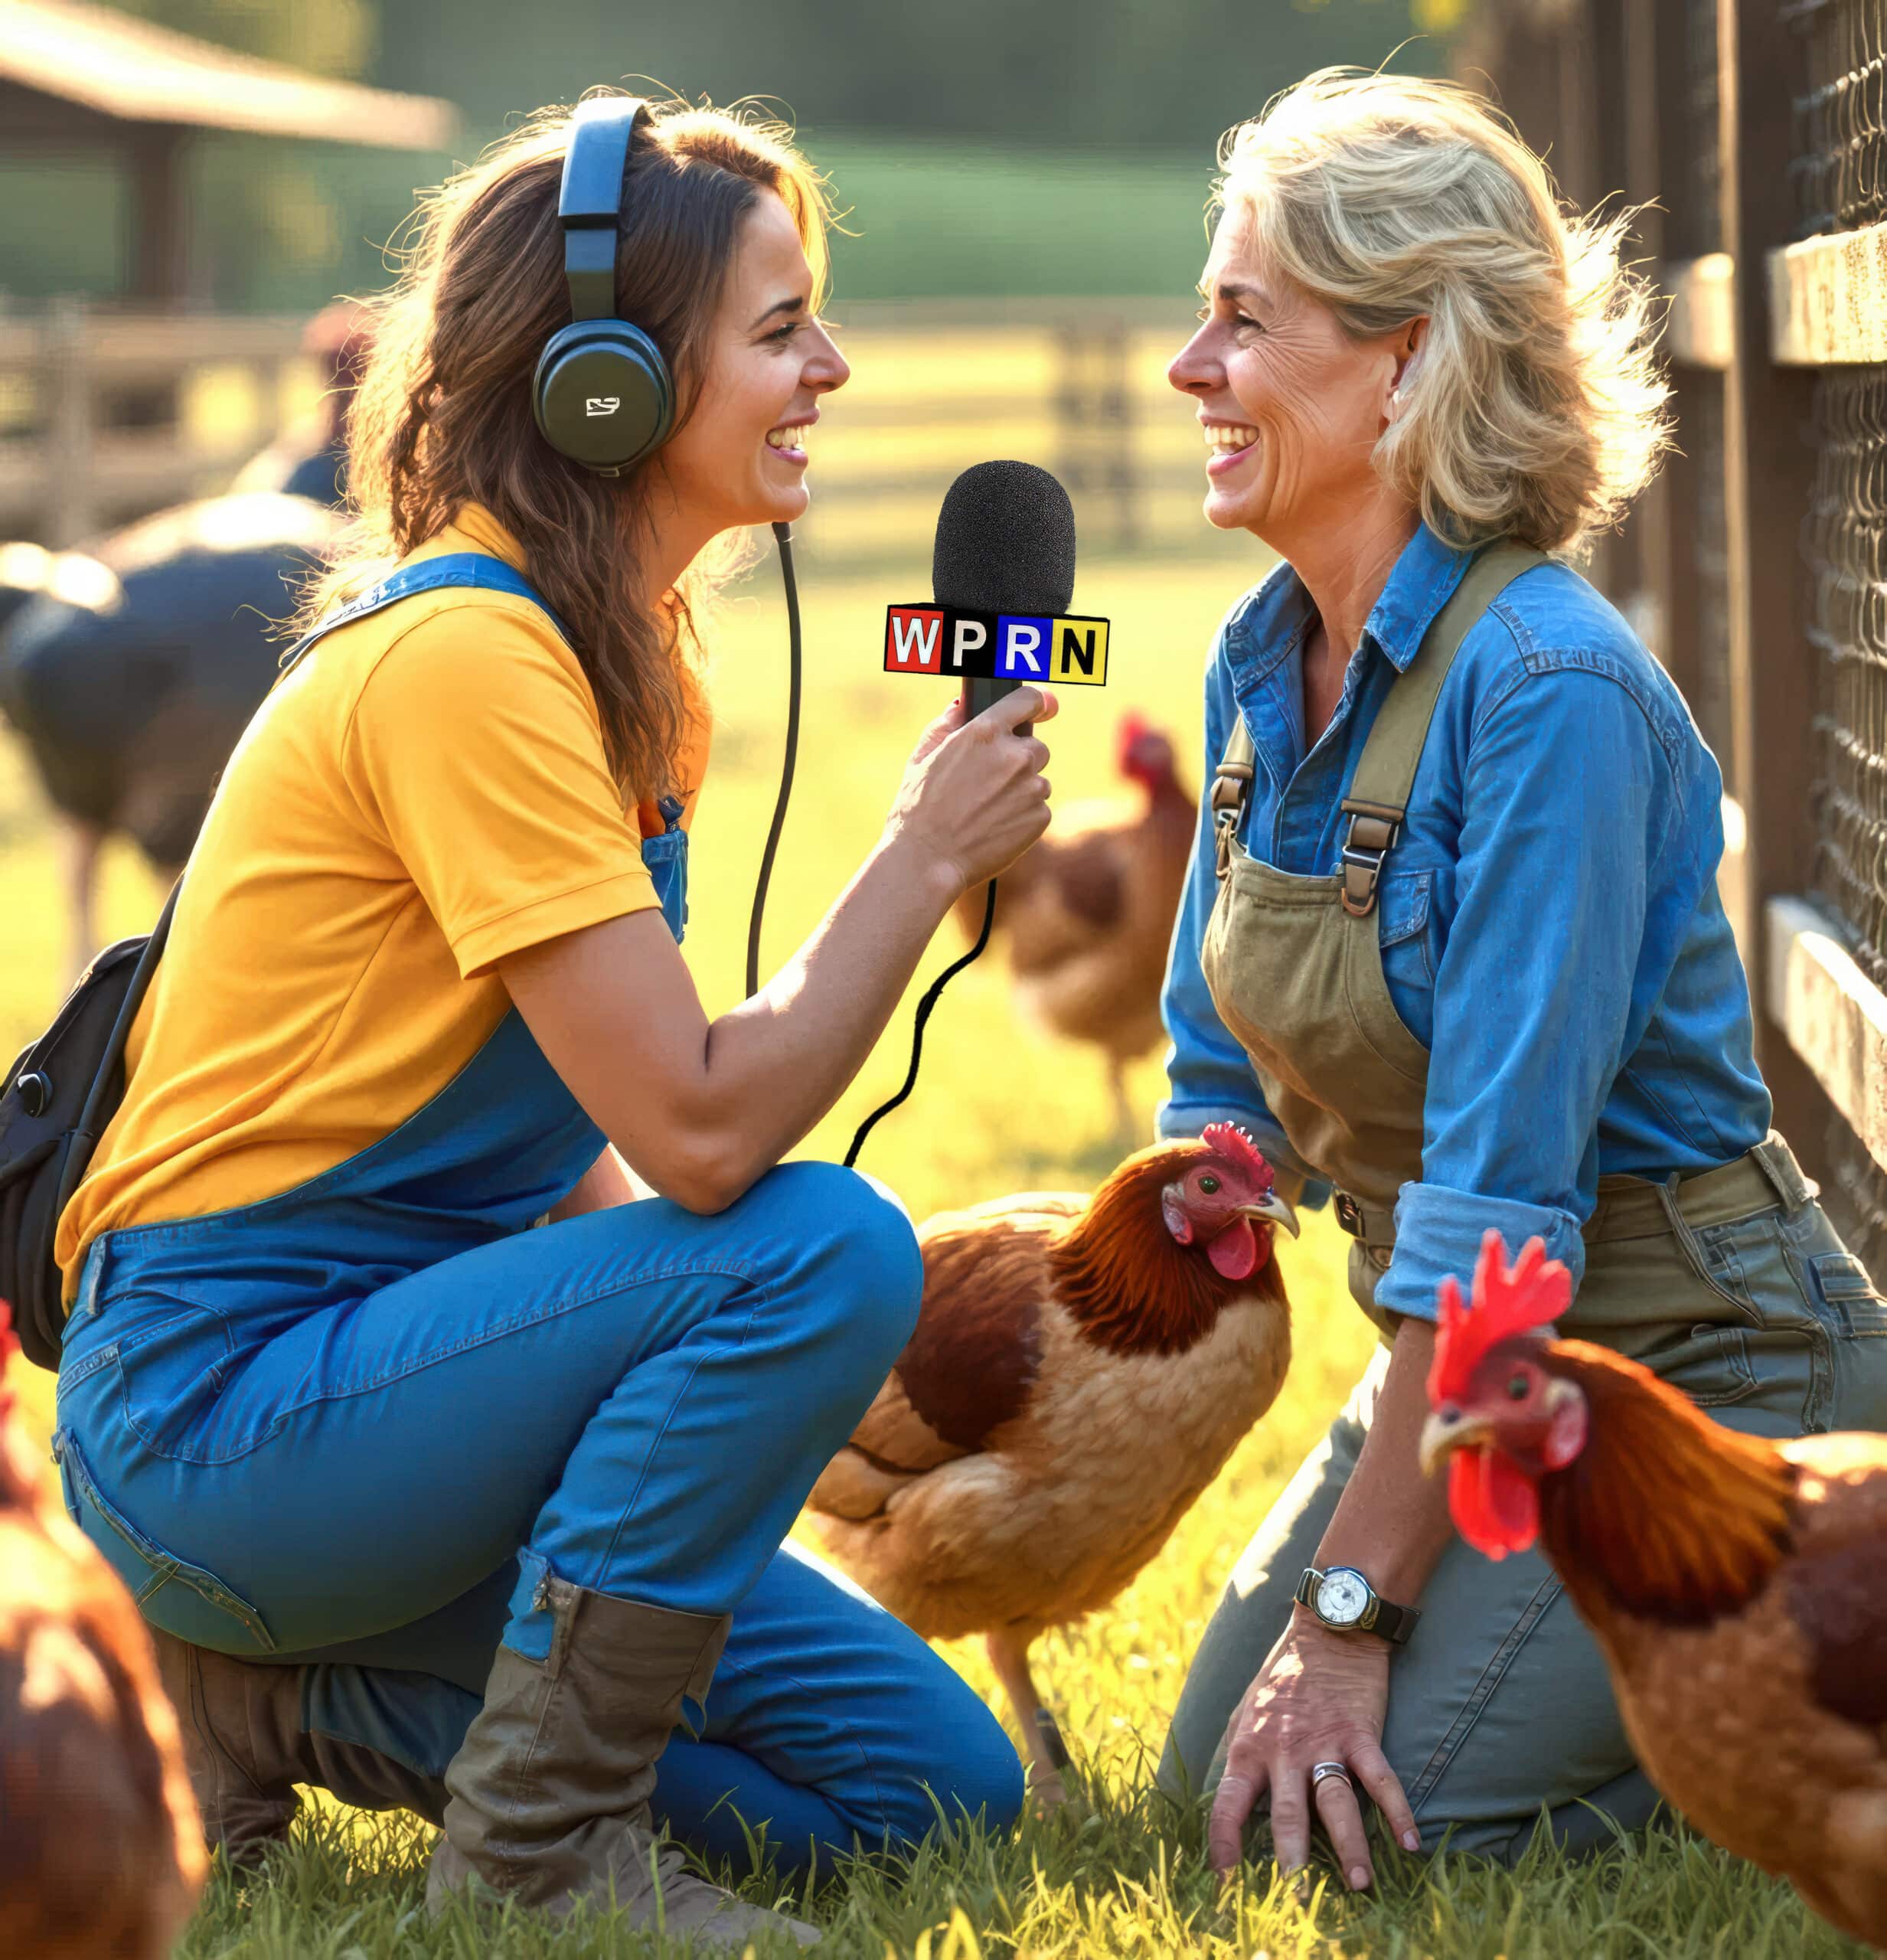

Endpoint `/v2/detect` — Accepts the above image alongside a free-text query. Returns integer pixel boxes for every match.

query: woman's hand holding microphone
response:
[500,685,1059,1217]
[884,687,1059,897]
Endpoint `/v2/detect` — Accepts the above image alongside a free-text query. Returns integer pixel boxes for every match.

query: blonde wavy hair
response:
[1215,69,1669,557]
[301,93,836,802]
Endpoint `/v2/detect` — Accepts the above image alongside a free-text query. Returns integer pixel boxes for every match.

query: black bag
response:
[0,885,176,1370]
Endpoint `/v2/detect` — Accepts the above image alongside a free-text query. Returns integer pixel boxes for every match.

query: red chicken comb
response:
[1198,1122,1274,1189]
[1428,1230,1569,1407]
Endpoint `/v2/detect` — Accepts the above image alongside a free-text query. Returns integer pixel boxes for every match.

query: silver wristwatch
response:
[1294,1565,1419,1644]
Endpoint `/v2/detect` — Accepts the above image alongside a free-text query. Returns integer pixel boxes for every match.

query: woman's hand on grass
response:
[1208,1614,1419,1893]
[886,686,1058,895]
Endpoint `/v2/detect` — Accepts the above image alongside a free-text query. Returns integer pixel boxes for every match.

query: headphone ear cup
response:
[533,320,674,473]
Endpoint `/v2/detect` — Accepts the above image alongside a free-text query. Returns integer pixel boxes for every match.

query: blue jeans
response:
[55,1156,1023,1870]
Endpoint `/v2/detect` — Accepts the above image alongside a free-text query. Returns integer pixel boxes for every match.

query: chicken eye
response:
[1198,1174,1221,1195]
[1507,1372,1530,1401]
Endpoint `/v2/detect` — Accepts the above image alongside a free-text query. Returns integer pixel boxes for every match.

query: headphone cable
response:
[844,877,995,1168]
[747,519,996,1169]
[746,521,804,1000]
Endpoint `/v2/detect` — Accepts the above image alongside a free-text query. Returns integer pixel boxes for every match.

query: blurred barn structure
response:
[1458,0,1887,1271]
[0,0,454,543]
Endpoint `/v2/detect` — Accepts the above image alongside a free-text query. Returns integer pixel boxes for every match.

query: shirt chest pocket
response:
[1377,867,1435,986]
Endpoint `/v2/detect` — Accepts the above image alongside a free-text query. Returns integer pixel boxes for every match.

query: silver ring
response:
[1310,1761,1353,1790]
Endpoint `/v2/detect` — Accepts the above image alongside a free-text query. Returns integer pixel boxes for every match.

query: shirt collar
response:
[1226,522,1475,682]
[1357,523,1474,671]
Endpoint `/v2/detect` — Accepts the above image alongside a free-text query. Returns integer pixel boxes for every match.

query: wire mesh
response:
[1805,366,1887,982]
[1790,0,1887,238]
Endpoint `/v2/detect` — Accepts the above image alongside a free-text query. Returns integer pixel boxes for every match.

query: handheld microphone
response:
[931,461,1078,720]
[844,461,1088,1167]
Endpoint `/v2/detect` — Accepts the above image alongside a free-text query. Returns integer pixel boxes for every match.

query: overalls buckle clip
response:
[1338,802,1402,919]
[1211,763,1254,881]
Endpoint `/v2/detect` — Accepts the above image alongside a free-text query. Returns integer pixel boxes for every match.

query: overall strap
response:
[1210,715,1258,880]
[276,554,570,679]
[1338,540,1546,918]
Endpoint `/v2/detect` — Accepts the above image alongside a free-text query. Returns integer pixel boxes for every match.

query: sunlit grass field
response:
[0,548,1861,1956]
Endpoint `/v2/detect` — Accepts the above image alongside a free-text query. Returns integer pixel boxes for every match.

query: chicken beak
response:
[1240,1189,1300,1239]
[1418,1407,1493,1478]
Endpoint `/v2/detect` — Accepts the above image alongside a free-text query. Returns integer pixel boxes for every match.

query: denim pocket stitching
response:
[112,1300,240,1462]
[57,1340,120,1392]
[1667,1327,1759,1407]
[1406,1571,1565,1810]
[54,1426,276,1651]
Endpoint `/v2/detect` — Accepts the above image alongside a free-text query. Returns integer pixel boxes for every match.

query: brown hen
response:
[957,713,1195,1138]
[1422,1233,1887,1949]
[808,1126,1294,1798]
[0,1303,204,1958]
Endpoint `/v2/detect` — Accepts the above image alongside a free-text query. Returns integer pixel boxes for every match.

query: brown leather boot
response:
[426,1576,818,1949]
[153,1631,446,1865]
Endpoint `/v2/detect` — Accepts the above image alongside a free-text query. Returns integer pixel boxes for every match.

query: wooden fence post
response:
[44,297,93,548]
[1717,0,1826,1146]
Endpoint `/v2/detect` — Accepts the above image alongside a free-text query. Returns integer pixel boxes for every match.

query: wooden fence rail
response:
[0,295,1225,562]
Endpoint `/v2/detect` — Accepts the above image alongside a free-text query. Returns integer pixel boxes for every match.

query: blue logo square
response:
[995,615,1053,679]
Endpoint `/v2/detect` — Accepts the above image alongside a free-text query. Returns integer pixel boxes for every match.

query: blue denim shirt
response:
[1157,523,1771,1321]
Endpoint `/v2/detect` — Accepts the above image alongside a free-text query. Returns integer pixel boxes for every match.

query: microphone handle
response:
[965,675,1035,733]
[965,675,1017,720]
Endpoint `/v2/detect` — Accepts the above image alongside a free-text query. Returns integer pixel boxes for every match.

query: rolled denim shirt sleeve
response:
[1155,641,1320,1194]
[1379,665,1679,1321]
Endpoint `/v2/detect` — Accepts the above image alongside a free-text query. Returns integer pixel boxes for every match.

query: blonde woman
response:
[1154,71,1887,1888]
[52,95,1046,1945]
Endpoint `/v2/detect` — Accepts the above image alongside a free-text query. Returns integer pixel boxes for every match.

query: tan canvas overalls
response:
[1160,541,1887,1857]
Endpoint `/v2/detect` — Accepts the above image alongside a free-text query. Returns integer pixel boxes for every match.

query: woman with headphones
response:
[50,93,1050,1947]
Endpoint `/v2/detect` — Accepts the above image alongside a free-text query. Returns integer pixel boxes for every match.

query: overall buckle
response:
[1212,763,1253,881]
[1338,800,1402,918]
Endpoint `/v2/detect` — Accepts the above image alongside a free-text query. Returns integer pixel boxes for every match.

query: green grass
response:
[0,548,1862,1956]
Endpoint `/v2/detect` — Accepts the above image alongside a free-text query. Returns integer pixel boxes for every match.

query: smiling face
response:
[1167,204,1419,551]
[654,188,849,536]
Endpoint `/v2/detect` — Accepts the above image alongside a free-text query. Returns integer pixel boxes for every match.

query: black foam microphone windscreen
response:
[932,461,1076,717]
[932,460,1076,617]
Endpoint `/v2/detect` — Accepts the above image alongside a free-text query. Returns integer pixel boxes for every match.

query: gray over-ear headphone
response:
[532,96,676,475]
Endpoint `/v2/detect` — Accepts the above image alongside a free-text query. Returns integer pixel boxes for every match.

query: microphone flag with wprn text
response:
[883,604,1109,685]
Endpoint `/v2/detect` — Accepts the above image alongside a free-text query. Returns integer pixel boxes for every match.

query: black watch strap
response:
[1366,1596,1420,1645]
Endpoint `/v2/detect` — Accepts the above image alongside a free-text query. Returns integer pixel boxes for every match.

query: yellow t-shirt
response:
[55,505,708,1289]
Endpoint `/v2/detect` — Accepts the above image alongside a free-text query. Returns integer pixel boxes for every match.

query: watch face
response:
[1317,1568,1371,1627]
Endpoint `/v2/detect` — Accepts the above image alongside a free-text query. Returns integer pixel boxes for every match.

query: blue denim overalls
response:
[52,555,1021,1867]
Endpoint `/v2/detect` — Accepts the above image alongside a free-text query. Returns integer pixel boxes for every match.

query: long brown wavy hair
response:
[300,92,836,802]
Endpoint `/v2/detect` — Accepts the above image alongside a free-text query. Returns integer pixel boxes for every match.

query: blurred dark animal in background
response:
[0,1302,204,1958]
[0,495,343,977]
[957,713,1197,1140]
[0,305,367,977]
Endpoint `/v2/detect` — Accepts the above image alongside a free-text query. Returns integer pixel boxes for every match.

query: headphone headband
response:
[534,93,674,474]
[560,96,645,323]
